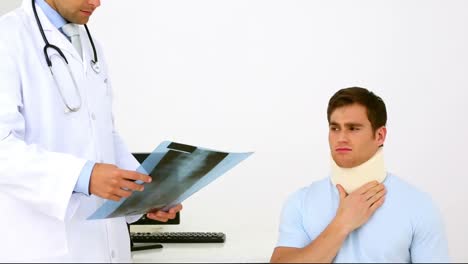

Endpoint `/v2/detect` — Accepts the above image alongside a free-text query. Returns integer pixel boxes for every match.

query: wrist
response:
[330,217,353,237]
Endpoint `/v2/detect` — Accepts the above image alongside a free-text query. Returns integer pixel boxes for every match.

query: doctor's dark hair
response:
[327,87,387,133]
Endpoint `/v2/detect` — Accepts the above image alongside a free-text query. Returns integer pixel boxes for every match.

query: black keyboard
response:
[130,231,226,243]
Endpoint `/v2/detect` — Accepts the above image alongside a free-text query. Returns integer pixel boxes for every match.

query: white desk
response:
[131,225,276,263]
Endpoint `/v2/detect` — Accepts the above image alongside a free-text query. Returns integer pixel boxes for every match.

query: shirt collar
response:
[35,0,67,29]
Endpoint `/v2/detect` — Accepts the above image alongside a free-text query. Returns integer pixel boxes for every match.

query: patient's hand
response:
[334,181,386,234]
[146,204,183,222]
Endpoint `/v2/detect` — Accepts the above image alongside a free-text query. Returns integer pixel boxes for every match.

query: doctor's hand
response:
[333,181,386,235]
[146,204,183,222]
[89,163,152,201]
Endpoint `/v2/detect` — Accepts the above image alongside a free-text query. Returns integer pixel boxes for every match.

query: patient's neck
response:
[330,148,386,194]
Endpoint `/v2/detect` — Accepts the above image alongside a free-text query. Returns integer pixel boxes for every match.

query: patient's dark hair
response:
[327,87,387,133]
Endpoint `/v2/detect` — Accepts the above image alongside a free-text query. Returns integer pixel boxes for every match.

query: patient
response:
[270,87,450,263]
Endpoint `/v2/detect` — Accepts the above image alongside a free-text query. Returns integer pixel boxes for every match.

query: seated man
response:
[270,87,449,263]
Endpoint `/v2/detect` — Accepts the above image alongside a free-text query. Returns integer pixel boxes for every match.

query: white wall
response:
[0,0,20,16]
[90,1,468,261]
[3,0,468,262]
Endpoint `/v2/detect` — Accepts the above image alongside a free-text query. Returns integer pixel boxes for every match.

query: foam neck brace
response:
[330,148,386,194]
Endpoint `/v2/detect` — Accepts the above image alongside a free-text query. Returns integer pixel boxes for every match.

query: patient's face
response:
[328,103,385,168]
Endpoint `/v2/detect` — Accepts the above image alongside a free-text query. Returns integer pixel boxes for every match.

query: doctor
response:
[0,0,182,262]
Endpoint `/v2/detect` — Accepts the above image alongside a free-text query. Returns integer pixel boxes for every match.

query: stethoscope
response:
[31,0,100,112]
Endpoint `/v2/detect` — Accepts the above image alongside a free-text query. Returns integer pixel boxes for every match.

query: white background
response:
[2,0,468,262]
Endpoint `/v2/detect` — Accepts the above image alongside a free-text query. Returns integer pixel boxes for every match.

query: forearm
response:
[272,219,350,263]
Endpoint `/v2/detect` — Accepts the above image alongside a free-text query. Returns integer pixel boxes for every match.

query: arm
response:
[410,195,450,262]
[112,131,145,223]
[271,219,349,263]
[271,181,386,263]
[105,70,148,222]
[0,43,87,221]
[102,59,182,222]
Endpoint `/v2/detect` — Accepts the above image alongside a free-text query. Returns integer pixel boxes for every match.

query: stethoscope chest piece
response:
[91,60,101,74]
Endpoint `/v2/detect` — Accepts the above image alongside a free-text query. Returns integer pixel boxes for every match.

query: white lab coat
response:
[0,0,140,262]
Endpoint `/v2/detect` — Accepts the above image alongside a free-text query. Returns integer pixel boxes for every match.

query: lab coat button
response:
[91,113,96,120]
[111,250,115,258]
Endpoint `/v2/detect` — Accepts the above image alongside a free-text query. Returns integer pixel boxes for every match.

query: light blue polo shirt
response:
[276,173,450,263]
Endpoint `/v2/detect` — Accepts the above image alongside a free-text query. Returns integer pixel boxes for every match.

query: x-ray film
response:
[88,141,252,219]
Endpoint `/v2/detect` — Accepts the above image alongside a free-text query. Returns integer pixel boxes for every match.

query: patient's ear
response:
[376,126,386,146]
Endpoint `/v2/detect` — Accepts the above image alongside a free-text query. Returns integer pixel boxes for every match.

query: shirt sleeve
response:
[410,194,450,263]
[276,188,310,248]
[73,160,95,195]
